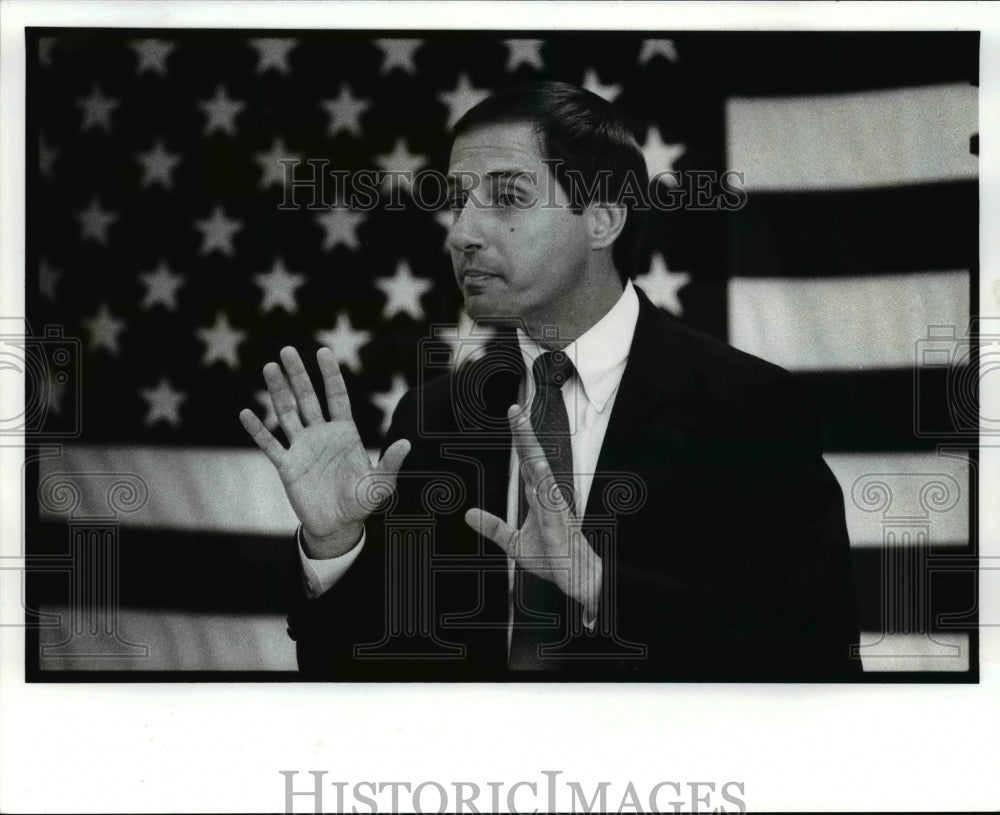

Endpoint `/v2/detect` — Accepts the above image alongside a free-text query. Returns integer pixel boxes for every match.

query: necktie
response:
[509,350,576,670]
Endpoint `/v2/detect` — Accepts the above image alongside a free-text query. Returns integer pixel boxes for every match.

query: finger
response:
[464,508,518,556]
[279,346,324,424]
[372,438,412,492]
[239,408,285,466]
[317,347,354,421]
[263,361,304,438]
[508,404,550,492]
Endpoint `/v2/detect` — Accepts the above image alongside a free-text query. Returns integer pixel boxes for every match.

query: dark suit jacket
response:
[287,288,863,680]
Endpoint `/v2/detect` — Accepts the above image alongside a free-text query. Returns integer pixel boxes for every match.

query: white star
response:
[314,206,365,251]
[375,261,433,321]
[440,72,490,130]
[136,140,182,189]
[634,253,690,317]
[582,69,622,103]
[375,138,428,194]
[77,85,119,133]
[130,38,176,76]
[195,205,242,256]
[76,196,118,246]
[642,126,686,186]
[376,38,422,74]
[39,258,61,301]
[638,39,680,65]
[504,39,545,71]
[434,209,453,252]
[83,303,125,355]
[443,310,496,368]
[39,133,59,180]
[254,389,279,431]
[315,314,371,374]
[199,85,245,136]
[250,37,298,74]
[197,312,246,369]
[140,378,186,427]
[254,256,305,314]
[321,84,369,138]
[371,374,410,437]
[139,261,184,310]
[255,136,303,190]
[39,37,56,67]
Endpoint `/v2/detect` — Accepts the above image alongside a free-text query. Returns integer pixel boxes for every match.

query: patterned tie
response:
[509,350,576,670]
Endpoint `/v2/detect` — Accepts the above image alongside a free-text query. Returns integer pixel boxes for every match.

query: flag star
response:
[255,136,303,190]
[39,37,56,67]
[136,140,182,189]
[76,84,119,133]
[435,209,453,252]
[638,39,680,65]
[376,261,433,321]
[195,205,242,256]
[315,314,371,374]
[582,68,622,102]
[371,374,410,437]
[39,258,62,301]
[139,261,184,310]
[39,133,59,180]
[440,72,491,129]
[445,310,494,368]
[76,196,118,245]
[315,207,365,251]
[376,38,422,74]
[254,256,306,314]
[83,303,126,355]
[130,38,176,76]
[642,126,686,185]
[140,378,186,427]
[321,84,369,138]
[254,389,279,431]
[250,37,298,74]
[197,311,246,369]
[504,39,545,72]
[634,253,690,317]
[199,85,245,136]
[375,138,428,194]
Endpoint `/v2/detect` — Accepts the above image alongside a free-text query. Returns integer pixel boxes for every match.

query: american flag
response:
[27,30,978,674]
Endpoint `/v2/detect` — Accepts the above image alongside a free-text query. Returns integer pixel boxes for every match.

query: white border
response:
[2,2,999,812]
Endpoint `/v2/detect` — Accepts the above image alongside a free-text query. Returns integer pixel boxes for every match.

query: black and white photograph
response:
[1,1,998,812]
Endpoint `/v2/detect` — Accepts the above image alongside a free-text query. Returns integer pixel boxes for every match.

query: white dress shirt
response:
[299,280,641,636]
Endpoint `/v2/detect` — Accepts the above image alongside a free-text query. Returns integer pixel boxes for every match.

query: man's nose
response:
[446,204,485,254]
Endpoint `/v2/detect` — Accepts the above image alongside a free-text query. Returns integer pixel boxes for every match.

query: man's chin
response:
[461,298,519,327]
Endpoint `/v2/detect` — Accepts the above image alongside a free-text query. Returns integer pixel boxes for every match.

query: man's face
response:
[446,121,594,330]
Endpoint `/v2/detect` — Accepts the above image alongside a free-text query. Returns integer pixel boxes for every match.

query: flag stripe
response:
[728,271,969,371]
[727,84,978,192]
[727,181,977,278]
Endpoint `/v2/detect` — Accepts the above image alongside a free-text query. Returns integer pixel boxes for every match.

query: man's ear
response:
[586,203,627,250]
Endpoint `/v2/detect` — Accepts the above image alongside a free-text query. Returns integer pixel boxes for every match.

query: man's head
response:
[446,82,648,339]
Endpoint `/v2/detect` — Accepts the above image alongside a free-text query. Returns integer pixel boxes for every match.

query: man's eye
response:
[497,192,519,207]
[449,192,467,210]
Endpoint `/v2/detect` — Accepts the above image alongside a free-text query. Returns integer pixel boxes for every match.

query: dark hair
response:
[452,81,649,283]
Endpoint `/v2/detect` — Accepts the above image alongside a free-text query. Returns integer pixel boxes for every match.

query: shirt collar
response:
[516,279,640,413]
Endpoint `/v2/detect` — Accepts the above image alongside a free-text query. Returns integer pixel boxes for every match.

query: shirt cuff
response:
[298,526,366,599]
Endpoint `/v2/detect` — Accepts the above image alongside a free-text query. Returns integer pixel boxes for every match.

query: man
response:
[240,81,862,680]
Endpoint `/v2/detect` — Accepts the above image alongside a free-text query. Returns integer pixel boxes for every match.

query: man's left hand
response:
[464,404,602,619]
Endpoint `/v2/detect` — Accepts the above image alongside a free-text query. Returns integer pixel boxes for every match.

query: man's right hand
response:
[239,346,411,560]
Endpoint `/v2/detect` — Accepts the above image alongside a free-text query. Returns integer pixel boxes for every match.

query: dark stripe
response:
[797,366,971,453]
[27,523,977,640]
[728,181,977,278]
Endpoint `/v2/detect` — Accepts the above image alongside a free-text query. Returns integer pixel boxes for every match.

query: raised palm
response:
[239,346,410,556]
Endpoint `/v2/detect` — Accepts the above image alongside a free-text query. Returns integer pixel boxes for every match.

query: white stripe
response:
[726,83,978,191]
[39,447,968,549]
[728,271,969,371]
[825,451,969,548]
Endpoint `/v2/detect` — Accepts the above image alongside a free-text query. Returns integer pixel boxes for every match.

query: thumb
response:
[375,438,411,488]
[464,508,517,556]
